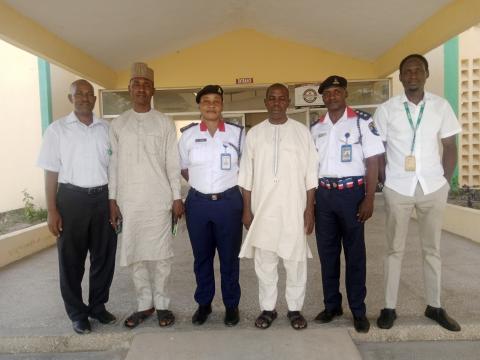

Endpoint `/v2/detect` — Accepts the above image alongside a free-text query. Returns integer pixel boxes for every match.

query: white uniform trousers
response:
[132,259,172,311]
[254,248,307,311]
[383,183,449,309]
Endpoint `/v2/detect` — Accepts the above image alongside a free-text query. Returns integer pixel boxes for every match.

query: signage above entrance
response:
[236,77,254,84]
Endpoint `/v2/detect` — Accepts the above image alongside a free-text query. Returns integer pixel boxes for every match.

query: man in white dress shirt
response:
[37,79,117,334]
[239,83,318,330]
[374,54,461,331]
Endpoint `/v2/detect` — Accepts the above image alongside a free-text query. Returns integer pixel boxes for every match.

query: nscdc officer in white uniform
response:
[310,75,384,333]
[179,85,244,327]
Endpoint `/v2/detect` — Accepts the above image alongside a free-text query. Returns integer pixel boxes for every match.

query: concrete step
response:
[124,328,361,360]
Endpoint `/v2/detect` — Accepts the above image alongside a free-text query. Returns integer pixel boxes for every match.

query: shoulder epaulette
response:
[354,109,372,120]
[180,122,198,133]
[225,121,244,130]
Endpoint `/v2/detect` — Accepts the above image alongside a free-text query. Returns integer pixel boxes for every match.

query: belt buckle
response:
[211,194,218,201]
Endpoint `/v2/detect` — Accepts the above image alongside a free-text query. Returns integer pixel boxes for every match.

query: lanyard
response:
[403,101,425,154]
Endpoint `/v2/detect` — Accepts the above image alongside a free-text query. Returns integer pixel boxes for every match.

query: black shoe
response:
[314,307,343,323]
[353,315,370,333]
[224,307,240,326]
[90,310,117,324]
[424,306,461,332]
[377,308,397,329]
[72,319,91,334]
[192,304,212,325]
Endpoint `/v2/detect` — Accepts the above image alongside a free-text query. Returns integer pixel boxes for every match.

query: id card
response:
[341,144,352,162]
[221,153,231,170]
[405,155,416,172]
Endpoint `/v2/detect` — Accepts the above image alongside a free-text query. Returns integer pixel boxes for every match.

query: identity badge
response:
[341,144,352,162]
[404,155,416,171]
[221,153,232,170]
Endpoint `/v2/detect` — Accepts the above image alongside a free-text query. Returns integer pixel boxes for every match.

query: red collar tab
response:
[199,120,225,132]
[319,114,327,123]
[346,107,356,119]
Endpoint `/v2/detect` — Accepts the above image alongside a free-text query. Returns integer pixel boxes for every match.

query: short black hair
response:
[266,83,289,98]
[399,54,429,73]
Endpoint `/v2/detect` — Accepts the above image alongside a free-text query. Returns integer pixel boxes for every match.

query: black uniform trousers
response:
[185,187,243,309]
[315,185,367,317]
[56,185,117,321]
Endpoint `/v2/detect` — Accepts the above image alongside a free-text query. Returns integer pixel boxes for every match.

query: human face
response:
[68,80,96,116]
[199,93,223,122]
[399,57,429,92]
[264,86,290,120]
[129,77,155,107]
[322,86,347,112]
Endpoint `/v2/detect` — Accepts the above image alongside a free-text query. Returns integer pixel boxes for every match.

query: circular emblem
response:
[302,88,318,104]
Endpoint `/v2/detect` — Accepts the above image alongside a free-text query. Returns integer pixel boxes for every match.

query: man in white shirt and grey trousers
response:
[374,54,461,332]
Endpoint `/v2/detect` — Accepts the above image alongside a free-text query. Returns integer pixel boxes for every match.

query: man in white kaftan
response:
[109,62,183,328]
[239,83,318,330]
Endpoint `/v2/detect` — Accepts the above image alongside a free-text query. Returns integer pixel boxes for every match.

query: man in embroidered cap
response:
[311,75,384,333]
[109,62,184,328]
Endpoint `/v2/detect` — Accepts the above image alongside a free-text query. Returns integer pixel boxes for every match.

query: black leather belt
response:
[60,183,108,195]
[318,176,364,190]
[190,186,238,201]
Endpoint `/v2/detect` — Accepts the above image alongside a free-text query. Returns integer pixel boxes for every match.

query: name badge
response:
[341,144,352,162]
[195,138,207,143]
[405,155,416,171]
[221,153,231,170]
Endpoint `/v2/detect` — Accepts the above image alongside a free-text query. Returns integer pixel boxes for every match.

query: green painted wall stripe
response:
[443,37,459,190]
[37,58,52,134]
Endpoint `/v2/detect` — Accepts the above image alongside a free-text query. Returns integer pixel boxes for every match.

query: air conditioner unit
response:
[294,85,324,107]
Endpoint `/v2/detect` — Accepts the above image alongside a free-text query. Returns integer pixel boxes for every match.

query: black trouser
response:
[56,185,117,321]
[315,185,367,317]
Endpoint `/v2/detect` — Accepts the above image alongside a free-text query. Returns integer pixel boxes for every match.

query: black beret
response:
[196,85,224,104]
[318,75,347,94]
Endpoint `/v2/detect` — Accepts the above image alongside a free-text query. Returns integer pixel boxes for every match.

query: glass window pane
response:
[101,91,132,116]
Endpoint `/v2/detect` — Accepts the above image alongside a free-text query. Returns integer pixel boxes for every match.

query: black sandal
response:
[255,310,278,329]
[157,309,175,327]
[124,308,155,329]
[287,311,307,330]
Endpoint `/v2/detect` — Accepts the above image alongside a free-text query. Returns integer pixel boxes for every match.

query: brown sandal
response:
[157,309,175,327]
[255,310,277,329]
[124,307,155,329]
[287,311,307,330]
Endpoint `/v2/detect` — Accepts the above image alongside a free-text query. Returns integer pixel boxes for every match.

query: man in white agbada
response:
[239,83,318,330]
[108,62,184,328]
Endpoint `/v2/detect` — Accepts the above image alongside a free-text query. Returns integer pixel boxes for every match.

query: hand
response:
[242,209,254,230]
[109,200,123,231]
[172,199,184,220]
[47,208,62,237]
[357,195,374,222]
[304,208,314,235]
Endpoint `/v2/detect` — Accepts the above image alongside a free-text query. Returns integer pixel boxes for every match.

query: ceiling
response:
[4,0,453,70]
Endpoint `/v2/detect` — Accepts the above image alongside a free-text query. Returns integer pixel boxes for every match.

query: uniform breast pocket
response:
[189,144,209,165]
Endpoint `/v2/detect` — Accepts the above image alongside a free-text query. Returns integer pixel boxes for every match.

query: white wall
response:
[0,40,44,212]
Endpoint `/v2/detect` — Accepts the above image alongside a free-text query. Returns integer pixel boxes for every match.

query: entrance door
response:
[287,108,310,126]
[223,112,246,127]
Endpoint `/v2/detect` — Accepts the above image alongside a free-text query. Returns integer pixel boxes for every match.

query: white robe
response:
[238,118,318,261]
[109,109,181,267]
